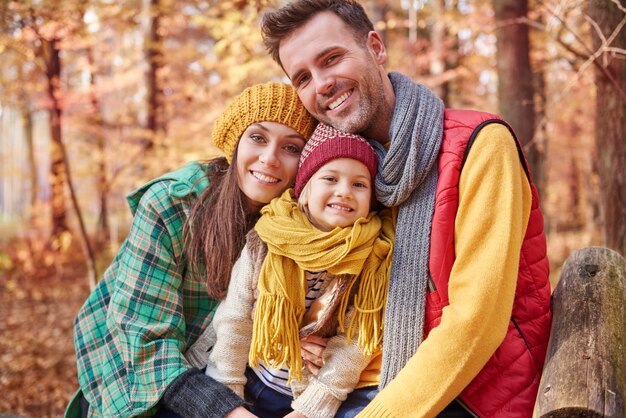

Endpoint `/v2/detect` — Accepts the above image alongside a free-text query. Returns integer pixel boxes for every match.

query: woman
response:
[65,82,317,418]
[206,123,394,418]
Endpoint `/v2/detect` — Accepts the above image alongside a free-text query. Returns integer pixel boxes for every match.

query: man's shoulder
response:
[443,108,504,128]
[440,109,519,159]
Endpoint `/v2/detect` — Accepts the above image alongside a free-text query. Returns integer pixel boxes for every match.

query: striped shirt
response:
[252,271,326,396]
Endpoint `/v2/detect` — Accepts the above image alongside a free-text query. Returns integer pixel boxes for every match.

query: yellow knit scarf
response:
[250,189,394,381]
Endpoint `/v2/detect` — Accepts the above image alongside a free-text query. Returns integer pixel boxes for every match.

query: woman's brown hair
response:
[184,152,259,300]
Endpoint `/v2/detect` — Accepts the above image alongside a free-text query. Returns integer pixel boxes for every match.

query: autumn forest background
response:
[0,0,624,416]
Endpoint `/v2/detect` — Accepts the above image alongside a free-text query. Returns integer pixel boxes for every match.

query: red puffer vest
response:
[425,109,552,417]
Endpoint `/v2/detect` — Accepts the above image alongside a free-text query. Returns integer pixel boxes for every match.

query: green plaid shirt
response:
[73,162,219,417]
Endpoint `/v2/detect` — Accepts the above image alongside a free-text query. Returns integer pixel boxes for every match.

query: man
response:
[261,1,552,417]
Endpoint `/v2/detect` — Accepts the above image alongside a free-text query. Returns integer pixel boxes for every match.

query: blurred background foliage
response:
[0,0,624,416]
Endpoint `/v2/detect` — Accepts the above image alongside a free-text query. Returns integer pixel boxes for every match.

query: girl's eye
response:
[283,143,302,154]
[322,176,337,182]
[354,182,367,188]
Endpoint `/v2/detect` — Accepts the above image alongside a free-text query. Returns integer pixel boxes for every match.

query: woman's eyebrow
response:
[250,122,269,131]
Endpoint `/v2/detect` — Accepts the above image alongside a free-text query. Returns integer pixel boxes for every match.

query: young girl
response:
[66,83,316,418]
[205,123,394,418]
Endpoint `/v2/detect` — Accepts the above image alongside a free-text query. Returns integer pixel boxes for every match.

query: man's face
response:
[279,11,389,136]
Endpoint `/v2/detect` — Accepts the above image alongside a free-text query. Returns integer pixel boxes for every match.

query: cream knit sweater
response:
[204,232,373,418]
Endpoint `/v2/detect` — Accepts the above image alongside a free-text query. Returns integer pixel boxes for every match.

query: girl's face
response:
[301,158,372,231]
[236,121,306,212]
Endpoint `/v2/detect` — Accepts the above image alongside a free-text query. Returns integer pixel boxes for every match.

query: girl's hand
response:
[225,406,257,418]
[300,335,328,376]
[284,411,307,418]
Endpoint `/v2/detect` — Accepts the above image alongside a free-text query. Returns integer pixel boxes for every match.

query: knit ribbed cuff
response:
[291,379,342,418]
[161,368,245,418]
[355,397,394,418]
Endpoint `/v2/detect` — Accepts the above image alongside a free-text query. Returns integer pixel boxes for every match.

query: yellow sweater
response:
[357,124,532,417]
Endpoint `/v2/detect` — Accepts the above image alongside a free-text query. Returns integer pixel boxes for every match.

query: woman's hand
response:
[225,406,257,418]
[300,335,328,376]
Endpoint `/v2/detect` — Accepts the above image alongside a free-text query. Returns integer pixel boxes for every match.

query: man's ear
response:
[366,31,387,65]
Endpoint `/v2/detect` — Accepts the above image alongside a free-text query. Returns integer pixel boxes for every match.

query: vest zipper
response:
[427,273,437,292]
[511,317,531,350]
[456,398,479,417]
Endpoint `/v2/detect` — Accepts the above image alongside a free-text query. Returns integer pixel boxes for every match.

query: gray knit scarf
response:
[371,72,444,387]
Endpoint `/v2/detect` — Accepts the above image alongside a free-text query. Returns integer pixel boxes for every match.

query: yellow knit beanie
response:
[212,82,317,163]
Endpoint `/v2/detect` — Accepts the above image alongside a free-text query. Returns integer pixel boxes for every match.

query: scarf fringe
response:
[249,294,304,382]
[251,191,395,378]
[341,211,394,355]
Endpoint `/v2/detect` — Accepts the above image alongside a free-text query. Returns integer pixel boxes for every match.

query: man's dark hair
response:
[261,0,374,66]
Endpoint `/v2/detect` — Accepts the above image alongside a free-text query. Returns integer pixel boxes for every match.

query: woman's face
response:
[236,121,306,212]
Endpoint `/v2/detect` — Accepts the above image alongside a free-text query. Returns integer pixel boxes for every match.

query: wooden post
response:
[533,247,626,418]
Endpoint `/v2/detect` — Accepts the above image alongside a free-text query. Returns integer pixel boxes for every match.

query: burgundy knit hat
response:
[294,123,378,197]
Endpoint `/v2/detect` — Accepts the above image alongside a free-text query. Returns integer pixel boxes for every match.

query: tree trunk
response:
[95,139,110,247]
[87,47,110,248]
[42,37,69,241]
[21,111,36,207]
[407,0,418,45]
[41,37,97,288]
[533,247,626,417]
[589,0,626,256]
[493,0,543,194]
[430,0,448,104]
[531,8,549,202]
[145,0,165,152]
[16,62,39,220]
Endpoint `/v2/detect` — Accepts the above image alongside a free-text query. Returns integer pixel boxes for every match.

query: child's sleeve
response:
[291,321,373,418]
[205,243,257,399]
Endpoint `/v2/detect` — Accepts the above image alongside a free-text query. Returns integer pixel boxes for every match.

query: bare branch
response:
[586,12,605,39]
[605,47,626,56]
[495,16,545,31]
[555,29,589,61]
[610,0,626,14]
[582,12,626,85]
[542,1,594,56]
[540,0,626,98]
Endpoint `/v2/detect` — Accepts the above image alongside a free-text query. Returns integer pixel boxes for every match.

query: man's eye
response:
[296,74,310,88]
[326,54,339,65]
